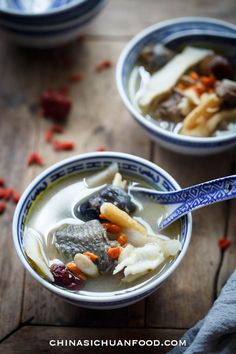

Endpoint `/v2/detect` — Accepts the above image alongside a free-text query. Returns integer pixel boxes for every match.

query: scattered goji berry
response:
[0,188,5,198]
[27,152,44,166]
[95,60,113,72]
[0,178,5,187]
[3,188,12,201]
[0,202,6,214]
[96,146,106,152]
[69,73,83,82]
[12,190,21,204]
[53,140,75,151]
[218,238,231,251]
[40,89,71,120]
[44,128,54,143]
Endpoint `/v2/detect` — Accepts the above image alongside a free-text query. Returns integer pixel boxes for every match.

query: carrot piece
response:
[189,71,199,81]
[218,239,231,251]
[99,213,107,220]
[66,262,87,280]
[200,76,215,87]
[117,234,128,246]
[107,247,121,259]
[83,252,98,262]
[194,82,206,96]
[0,202,6,214]
[102,223,121,234]
[0,178,5,187]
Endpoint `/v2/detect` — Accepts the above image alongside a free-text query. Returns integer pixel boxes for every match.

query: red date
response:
[50,263,84,291]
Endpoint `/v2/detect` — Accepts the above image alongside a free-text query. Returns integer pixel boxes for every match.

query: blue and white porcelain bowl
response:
[0,0,107,47]
[12,152,192,309]
[116,18,236,155]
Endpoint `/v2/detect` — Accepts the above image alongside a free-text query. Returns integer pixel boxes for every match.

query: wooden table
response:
[0,1,236,353]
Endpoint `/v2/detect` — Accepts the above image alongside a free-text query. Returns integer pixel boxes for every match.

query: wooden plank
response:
[0,41,41,340]
[146,147,234,328]
[0,326,186,354]
[87,0,236,38]
[21,39,149,327]
[217,162,236,295]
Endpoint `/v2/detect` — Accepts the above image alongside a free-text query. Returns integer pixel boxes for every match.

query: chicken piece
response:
[113,243,165,282]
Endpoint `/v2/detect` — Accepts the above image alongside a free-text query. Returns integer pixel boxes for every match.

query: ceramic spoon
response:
[130,176,236,230]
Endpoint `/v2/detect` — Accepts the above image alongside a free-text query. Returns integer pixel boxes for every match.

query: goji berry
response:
[53,140,75,151]
[103,223,121,234]
[96,146,106,152]
[218,238,231,251]
[27,152,44,166]
[3,188,12,201]
[0,188,5,198]
[44,128,53,143]
[12,190,21,204]
[95,60,112,72]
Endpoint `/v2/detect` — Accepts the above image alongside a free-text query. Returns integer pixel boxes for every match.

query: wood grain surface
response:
[0,0,235,352]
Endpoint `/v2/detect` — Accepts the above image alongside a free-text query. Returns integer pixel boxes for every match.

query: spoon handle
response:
[157,176,236,230]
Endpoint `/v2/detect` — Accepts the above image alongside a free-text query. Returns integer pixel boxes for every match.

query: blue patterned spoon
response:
[131,176,236,230]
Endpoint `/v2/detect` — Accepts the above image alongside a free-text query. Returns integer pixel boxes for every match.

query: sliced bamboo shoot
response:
[100,202,147,235]
[139,46,213,108]
[24,228,54,281]
[85,162,119,188]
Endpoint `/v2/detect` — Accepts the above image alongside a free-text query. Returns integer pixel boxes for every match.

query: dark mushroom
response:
[78,185,136,221]
[199,55,233,80]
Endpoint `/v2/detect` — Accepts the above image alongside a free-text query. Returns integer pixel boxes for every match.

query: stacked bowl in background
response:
[0,0,107,47]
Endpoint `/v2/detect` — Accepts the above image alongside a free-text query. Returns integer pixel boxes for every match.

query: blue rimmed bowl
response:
[12,152,192,309]
[0,0,107,47]
[116,17,236,155]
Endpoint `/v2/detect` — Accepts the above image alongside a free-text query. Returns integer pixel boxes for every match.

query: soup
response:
[129,44,236,137]
[23,163,181,293]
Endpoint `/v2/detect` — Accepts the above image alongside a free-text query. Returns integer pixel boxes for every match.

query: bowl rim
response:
[0,0,90,17]
[12,151,192,304]
[116,17,236,146]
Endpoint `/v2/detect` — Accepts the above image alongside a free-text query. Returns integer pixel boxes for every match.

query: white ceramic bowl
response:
[116,17,236,155]
[13,152,192,309]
